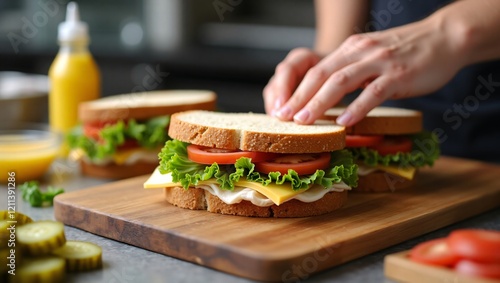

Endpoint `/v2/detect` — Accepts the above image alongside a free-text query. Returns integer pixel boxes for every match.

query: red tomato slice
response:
[408,238,461,267]
[187,145,276,165]
[83,121,117,140]
[447,229,500,263]
[346,135,384,148]
[254,152,331,175]
[368,136,413,155]
[454,260,500,280]
[117,139,140,151]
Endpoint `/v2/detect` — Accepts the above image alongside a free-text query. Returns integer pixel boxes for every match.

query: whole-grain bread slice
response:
[323,107,422,135]
[79,90,217,123]
[168,111,346,153]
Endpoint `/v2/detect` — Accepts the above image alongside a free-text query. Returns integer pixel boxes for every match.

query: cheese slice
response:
[144,168,310,205]
[372,164,416,180]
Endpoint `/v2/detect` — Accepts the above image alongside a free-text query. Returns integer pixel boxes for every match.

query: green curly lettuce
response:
[350,131,440,167]
[158,140,358,191]
[67,115,170,160]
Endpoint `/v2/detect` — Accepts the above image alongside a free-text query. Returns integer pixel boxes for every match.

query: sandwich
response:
[67,90,217,179]
[143,110,358,218]
[323,107,440,192]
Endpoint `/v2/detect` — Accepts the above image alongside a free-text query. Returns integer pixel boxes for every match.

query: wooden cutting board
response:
[54,157,500,282]
[385,251,500,283]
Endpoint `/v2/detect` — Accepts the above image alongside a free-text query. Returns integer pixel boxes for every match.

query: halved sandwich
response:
[144,110,358,217]
[68,90,217,179]
[323,107,440,192]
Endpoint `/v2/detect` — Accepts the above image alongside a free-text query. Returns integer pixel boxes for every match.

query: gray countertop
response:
[1,158,499,283]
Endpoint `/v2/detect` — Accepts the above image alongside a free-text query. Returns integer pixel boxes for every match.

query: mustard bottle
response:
[49,2,100,155]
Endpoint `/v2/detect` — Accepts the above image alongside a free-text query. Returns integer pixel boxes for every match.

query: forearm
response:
[431,0,500,66]
[314,0,369,56]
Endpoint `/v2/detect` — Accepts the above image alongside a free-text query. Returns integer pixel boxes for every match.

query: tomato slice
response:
[346,135,384,148]
[454,260,500,280]
[447,229,500,263]
[187,145,276,165]
[254,152,331,175]
[368,136,413,155]
[117,139,140,151]
[408,238,461,267]
[83,121,117,140]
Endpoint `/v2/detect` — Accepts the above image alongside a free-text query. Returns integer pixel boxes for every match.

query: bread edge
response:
[168,111,346,153]
[163,187,347,218]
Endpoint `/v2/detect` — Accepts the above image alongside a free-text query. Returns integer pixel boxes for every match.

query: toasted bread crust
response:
[354,171,416,193]
[80,160,158,179]
[163,187,347,218]
[323,107,422,135]
[79,90,217,123]
[168,111,346,153]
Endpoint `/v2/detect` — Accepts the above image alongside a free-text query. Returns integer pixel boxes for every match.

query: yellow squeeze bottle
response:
[49,2,100,155]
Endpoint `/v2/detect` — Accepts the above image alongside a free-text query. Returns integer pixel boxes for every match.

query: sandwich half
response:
[323,107,440,192]
[68,90,217,179]
[144,110,358,217]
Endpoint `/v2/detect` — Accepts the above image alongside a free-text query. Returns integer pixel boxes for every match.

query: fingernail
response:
[294,109,310,124]
[276,105,292,119]
[274,97,283,110]
[336,111,352,126]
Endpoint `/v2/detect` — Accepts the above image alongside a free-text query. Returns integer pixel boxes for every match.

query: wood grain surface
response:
[384,251,500,283]
[53,157,500,282]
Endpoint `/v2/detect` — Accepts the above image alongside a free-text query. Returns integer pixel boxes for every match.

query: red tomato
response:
[254,152,331,175]
[83,121,117,140]
[186,145,276,165]
[345,135,384,148]
[454,260,500,280]
[117,139,140,151]
[409,238,461,267]
[447,229,500,263]
[368,136,413,155]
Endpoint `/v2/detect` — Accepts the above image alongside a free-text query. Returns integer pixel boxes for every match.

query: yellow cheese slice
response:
[112,148,141,165]
[144,168,308,205]
[372,164,416,180]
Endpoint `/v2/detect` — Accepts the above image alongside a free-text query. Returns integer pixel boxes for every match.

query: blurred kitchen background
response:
[0,0,316,121]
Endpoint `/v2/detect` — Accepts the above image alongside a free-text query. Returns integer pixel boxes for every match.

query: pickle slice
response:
[16,221,66,256]
[0,211,34,225]
[11,256,65,283]
[52,240,103,272]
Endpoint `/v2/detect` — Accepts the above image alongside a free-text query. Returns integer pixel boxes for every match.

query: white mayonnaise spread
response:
[195,182,351,207]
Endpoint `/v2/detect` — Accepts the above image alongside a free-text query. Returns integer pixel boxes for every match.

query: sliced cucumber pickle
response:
[0,211,34,225]
[0,248,8,273]
[52,240,103,272]
[11,256,65,283]
[16,221,66,256]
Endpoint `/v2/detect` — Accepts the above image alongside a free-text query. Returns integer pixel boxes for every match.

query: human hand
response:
[263,18,466,126]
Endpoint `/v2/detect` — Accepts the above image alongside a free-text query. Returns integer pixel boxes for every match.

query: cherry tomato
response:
[186,145,276,164]
[409,238,461,267]
[447,229,500,263]
[368,136,413,155]
[254,152,331,175]
[454,260,500,280]
[345,135,384,148]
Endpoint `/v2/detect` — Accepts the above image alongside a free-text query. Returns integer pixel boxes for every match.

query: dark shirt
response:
[370,0,500,162]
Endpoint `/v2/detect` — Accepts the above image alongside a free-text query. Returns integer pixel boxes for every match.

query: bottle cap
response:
[58,2,89,42]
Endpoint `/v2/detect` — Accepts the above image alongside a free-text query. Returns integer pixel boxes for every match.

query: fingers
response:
[263,48,321,115]
[276,59,380,124]
[336,75,396,126]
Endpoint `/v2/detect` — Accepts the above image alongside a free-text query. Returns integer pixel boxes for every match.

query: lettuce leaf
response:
[350,131,440,167]
[67,116,170,160]
[158,140,358,191]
